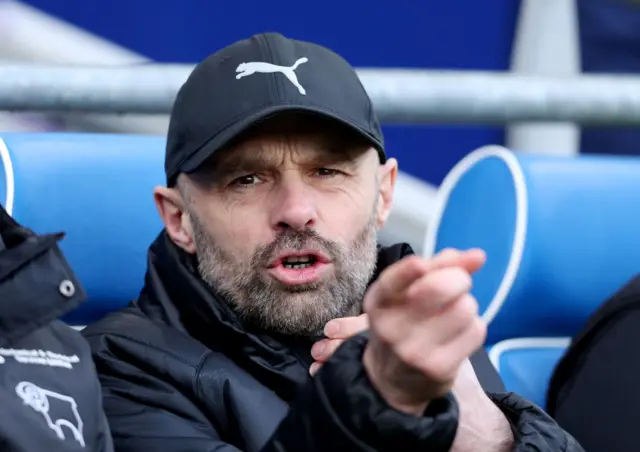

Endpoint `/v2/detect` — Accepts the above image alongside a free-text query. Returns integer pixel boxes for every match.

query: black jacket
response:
[0,206,113,452]
[546,274,640,452]
[85,232,582,451]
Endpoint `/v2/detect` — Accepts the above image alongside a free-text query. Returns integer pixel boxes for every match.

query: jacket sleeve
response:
[90,332,460,452]
[488,393,584,451]
[263,334,459,452]
[97,410,115,452]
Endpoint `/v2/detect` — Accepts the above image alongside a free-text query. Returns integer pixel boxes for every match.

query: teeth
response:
[283,262,312,269]
[283,255,313,264]
[282,255,316,269]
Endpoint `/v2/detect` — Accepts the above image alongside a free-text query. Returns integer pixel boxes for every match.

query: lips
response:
[267,250,330,269]
[266,250,332,286]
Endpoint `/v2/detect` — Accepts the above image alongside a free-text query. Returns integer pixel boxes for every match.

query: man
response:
[0,204,114,451]
[84,33,582,451]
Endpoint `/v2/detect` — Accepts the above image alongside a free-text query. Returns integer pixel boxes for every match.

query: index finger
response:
[430,248,486,274]
[374,255,431,301]
[372,249,486,304]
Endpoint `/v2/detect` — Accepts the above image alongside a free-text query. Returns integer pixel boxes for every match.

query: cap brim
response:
[178,104,384,175]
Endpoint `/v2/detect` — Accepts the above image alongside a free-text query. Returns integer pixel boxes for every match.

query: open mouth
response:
[281,255,318,269]
[266,250,331,286]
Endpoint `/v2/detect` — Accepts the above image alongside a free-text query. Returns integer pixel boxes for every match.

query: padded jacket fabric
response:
[84,232,583,451]
[547,274,640,452]
[0,205,114,452]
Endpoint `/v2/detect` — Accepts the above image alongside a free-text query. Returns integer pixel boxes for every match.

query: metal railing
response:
[2,64,640,125]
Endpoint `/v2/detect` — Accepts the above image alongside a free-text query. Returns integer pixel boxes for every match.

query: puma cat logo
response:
[235,57,309,95]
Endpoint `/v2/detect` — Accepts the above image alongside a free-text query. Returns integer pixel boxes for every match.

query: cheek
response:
[207,205,272,260]
[317,189,374,242]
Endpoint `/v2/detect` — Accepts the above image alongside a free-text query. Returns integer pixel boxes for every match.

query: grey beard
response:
[189,213,378,336]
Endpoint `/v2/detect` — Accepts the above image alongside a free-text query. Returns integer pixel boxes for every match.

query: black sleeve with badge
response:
[0,203,114,452]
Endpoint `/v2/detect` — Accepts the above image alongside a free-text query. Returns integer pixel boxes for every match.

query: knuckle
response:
[451,267,473,292]
[373,326,394,346]
[394,343,457,384]
[372,319,400,347]
[362,285,378,311]
[402,255,426,274]
[470,318,488,345]
[375,272,398,296]
[396,343,429,371]
[451,294,479,325]
[424,277,449,301]
[422,350,457,383]
[435,248,459,259]
[423,268,471,301]
[403,255,424,265]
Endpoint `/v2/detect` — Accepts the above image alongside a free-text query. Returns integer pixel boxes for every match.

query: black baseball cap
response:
[165,32,385,186]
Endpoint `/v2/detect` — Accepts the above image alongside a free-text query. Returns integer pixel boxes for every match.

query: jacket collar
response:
[0,205,85,347]
[136,231,414,401]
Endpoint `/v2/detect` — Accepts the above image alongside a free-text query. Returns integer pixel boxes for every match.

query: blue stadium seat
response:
[425,144,640,401]
[424,145,640,343]
[488,338,570,409]
[0,133,166,325]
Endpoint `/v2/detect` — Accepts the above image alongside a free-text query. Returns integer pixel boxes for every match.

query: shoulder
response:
[82,306,211,378]
[4,320,98,380]
[81,305,258,430]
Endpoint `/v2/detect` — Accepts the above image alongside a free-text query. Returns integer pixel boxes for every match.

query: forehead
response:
[205,112,371,171]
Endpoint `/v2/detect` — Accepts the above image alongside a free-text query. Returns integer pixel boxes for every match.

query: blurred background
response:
[4,1,640,422]
[2,0,640,198]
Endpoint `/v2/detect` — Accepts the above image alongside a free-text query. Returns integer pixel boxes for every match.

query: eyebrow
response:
[210,147,364,180]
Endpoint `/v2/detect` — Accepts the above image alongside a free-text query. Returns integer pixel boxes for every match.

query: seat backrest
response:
[0,133,166,325]
[423,145,640,343]
[488,337,570,409]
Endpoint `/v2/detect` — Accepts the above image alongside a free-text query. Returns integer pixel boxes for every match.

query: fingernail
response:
[309,362,321,376]
[324,321,339,337]
[311,342,325,359]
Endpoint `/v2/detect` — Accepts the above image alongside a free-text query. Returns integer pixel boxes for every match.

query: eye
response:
[315,168,341,178]
[230,174,263,187]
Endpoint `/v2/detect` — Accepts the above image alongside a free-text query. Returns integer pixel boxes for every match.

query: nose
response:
[270,177,317,231]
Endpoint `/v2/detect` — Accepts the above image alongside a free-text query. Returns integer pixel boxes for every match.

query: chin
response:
[281,283,321,293]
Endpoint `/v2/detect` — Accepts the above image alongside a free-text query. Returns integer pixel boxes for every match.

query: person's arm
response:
[265,334,459,452]
[93,333,459,452]
[488,392,584,451]
[96,410,115,452]
[311,302,584,451]
[92,347,242,452]
[449,360,583,451]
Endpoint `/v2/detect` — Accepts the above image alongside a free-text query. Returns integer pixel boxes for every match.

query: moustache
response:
[253,229,340,267]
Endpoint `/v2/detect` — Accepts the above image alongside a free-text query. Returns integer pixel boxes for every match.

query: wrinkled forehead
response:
[197,112,372,177]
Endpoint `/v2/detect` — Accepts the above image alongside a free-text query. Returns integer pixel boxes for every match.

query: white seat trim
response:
[0,137,15,215]
[488,337,572,372]
[423,145,529,325]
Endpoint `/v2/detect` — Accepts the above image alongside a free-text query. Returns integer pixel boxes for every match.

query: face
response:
[156,115,397,336]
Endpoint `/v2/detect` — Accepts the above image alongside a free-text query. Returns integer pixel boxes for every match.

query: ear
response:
[376,158,398,230]
[153,186,197,254]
